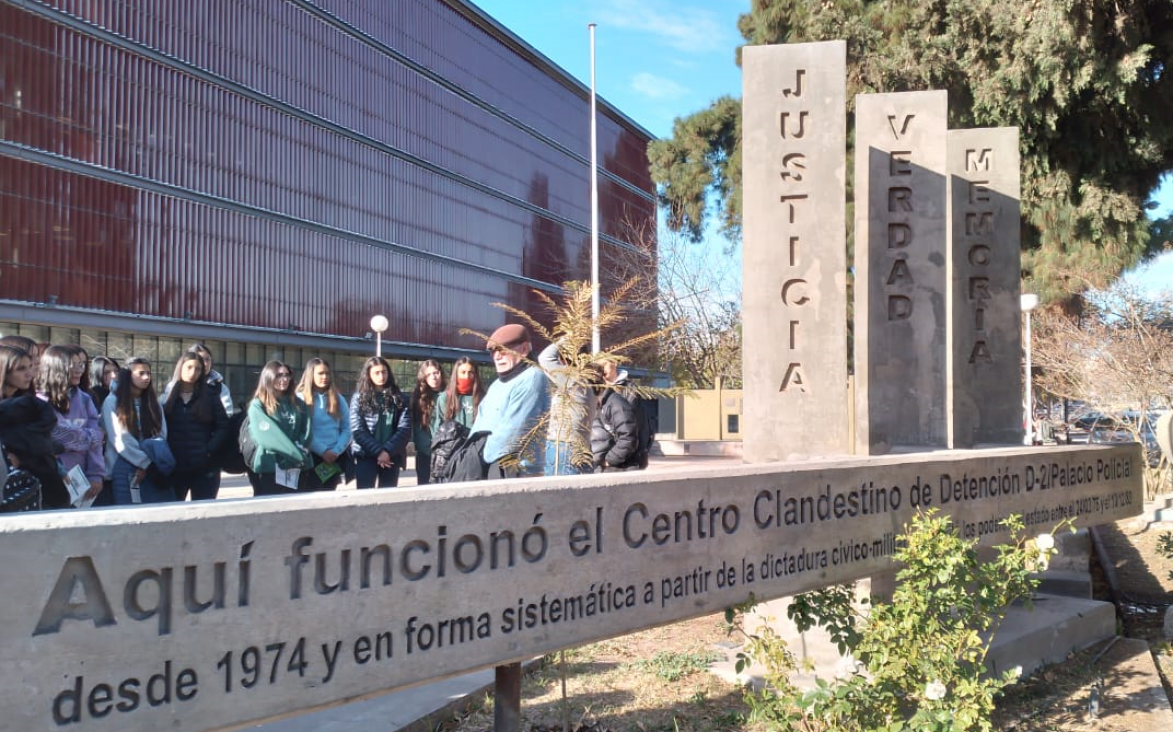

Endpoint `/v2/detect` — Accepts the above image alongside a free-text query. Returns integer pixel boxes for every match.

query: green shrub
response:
[727,510,1069,731]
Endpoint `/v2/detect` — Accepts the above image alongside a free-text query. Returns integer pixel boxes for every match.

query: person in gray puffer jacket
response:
[590,385,640,472]
[539,340,596,475]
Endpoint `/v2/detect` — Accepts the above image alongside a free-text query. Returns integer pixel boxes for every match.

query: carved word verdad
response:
[0,445,1141,732]
[854,90,950,452]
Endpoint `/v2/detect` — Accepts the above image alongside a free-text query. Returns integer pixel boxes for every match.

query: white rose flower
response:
[834,654,861,678]
[1036,533,1055,551]
[924,680,947,701]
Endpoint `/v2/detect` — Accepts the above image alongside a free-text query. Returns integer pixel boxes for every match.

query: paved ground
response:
[215,453,737,498]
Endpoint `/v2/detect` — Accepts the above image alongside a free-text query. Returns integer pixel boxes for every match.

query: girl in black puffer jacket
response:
[163,351,229,500]
[349,356,411,488]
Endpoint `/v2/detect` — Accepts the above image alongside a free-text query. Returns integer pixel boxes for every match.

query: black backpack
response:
[217,411,255,475]
[209,410,247,474]
[429,420,470,484]
[629,395,657,468]
[0,469,41,513]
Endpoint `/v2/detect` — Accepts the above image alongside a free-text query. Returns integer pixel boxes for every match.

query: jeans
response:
[249,471,301,497]
[110,456,176,505]
[92,479,116,507]
[171,469,220,501]
[544,441,591,476]
[354,456,401,489]
[415,453,431,485]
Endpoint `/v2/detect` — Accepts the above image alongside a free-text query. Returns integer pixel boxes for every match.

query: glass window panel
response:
[223,341,244,368]
[130,335,158,363]
[158,337,183,367]
[105,332,133,362]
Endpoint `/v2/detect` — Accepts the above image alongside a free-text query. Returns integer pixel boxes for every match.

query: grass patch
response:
[633,650,721,682]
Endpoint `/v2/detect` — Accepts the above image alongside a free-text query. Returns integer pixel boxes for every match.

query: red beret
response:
[487,323,530,349]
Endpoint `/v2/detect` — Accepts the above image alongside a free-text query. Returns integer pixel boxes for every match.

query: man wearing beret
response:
[470,323,550,478]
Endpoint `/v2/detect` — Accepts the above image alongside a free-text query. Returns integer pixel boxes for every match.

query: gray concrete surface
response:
[202,459,1171,731]
[854,90,949,454]
[946,127,1023,448]
[217,454,747,732]
[240,669,495,732]
[741,41,851,461]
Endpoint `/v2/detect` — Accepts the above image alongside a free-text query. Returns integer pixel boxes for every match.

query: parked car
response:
[1086,411,1163,467]
[1063,412,1103,445]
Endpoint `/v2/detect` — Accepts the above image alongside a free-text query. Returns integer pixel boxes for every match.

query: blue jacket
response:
[307,391,351,458]
[471,362,549,469]
[102,393,168,473]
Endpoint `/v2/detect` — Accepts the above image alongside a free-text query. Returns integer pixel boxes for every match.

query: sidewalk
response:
[215,453,739,498]
[222,453,742,731]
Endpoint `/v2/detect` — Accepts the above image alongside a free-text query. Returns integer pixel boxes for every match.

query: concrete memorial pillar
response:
[742,40,849,462]
[853,90,949,455]
[947,127,1023,447]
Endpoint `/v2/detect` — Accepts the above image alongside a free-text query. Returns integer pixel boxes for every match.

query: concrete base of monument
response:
[711,591,1116,689]
[242,659,543,732]
[1144,493,1173,523]
[655,438,743,457]
[1034,569,1094,598]
[985,595,1116,677]
[240,668,496,732]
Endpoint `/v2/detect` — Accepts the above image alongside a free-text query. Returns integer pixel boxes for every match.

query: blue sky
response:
[474,0,747,139]
[474,0,1171,296]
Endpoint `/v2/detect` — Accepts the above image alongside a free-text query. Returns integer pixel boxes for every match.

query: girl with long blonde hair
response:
[297,357,351,491]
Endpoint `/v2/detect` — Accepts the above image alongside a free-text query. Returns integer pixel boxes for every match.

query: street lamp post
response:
[370,314,389,357]
[1021,293,1039,445]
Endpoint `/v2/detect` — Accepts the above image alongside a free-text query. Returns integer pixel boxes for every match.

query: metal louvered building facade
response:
[0,0,656,394]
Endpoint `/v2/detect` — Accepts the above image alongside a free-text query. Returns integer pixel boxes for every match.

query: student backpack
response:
[429,420,470,483]
[231,412,258,474]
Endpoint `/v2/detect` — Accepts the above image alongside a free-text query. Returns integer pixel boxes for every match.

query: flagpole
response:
[589,22,600,353]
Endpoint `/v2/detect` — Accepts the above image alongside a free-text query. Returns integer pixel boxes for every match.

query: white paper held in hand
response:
[63,465,96,508]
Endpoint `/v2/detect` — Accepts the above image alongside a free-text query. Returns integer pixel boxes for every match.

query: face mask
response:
[456,376,474,395]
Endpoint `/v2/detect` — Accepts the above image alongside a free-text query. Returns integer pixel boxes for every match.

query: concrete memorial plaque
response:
[947,128,1023,447]
[1,445,1142,732]
[742,41,849,461]
[854,90,949,454]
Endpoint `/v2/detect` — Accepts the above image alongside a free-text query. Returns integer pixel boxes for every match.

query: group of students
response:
[0,322,651,512]
[0,337,240,509]
[239,354,486,495]
[0,334,491,508]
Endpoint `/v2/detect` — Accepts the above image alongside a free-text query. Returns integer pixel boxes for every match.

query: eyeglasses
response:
[68,363,86,372]
[275,373,292,380]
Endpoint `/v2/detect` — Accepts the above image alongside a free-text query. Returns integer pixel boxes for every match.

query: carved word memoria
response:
[962,147,995,363]
[778,66,810,393]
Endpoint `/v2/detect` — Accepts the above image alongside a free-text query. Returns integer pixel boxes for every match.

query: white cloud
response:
[630,71,689,100]
[594,0,735,53]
